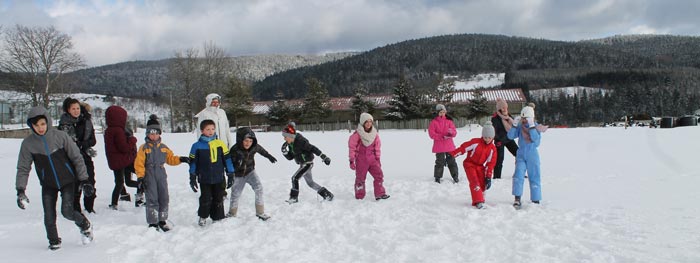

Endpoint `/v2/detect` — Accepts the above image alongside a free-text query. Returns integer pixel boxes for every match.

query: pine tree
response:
[301,77,331,123]
[466,90,489,120]
[385,76,421,120]
[223,76,253,127]
[350,86,376,122]
[266,99,290,125]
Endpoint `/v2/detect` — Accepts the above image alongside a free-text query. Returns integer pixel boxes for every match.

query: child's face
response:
[363,120,373,130]
[148,133,160,141]
[283,136,294,144]
[242,138,253,149]
[68,103,81,118]
[32,118,47,135]
[438,110,446,117]
[483,137,493,144]
[202,124,216,137]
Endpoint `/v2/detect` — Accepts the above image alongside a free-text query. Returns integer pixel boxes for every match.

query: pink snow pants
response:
[354,146,386,199]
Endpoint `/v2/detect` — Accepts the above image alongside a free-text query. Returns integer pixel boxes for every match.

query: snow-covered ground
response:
[529,86,611,100]
[0,125,699,262]
[453,73,505,90]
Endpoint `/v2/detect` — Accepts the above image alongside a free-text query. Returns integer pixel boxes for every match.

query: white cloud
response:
[1,0,698,66]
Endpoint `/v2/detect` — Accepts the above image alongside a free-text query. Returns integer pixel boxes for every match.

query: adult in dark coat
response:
[491,98,519,179]
[58,98,98,213]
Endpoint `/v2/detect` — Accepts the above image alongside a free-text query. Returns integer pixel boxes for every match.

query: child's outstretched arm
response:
[255,145,277,163]
[163,146,186,166]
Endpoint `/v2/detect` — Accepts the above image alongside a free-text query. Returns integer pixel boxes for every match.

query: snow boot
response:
[135,192,145,207]
[119,193,131,202]
[533,200,540,204]
[108,204,118,210]
[513,196,522,210]
[452,175,459,183]
[158,221,171,232]
[318,187,334,201]
[198,217,207,226]
[80,221,94,244]
[148,223,159,230]
[376,194,390,201]
[48,238,61,250]
[226,207,238,218]
[255,204,271,221]
[475,202,485,209]
[434,177,441,184]
[286,189,299,204]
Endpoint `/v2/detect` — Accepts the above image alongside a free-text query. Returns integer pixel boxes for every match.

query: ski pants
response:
[354,155,386,199]
[74,153,96,212]
[42,183,90,244]
[144,172,169,224]
[198,183,225,220]
[434,152,459,179]
[291,162,323,193]
[464,164,487,206]
[512,151,542,201]
[494,140,518,179]
[229,170,265,210]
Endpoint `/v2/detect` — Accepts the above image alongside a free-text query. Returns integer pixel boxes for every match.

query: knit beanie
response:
[359,112,374,125]
[436,104,446,112]
[282,122,296,139]
[496,98,508,111]
[146,114,162,134]
[482,121,495,138]
[521,103,536,118]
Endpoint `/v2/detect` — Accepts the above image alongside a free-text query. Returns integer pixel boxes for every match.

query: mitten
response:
[81,182,95,198]
[320,154,331,165]
[281,142,289,155]
[87,148,97,157]
[484,178,492,190]
[16,189,29,210]
[349,160,356,170]
[189,174,199,192]
[226,173,234,189]
[525,117,535,128]
[268,156,277,163]
[513,116,521,127]
[179,156,190,164]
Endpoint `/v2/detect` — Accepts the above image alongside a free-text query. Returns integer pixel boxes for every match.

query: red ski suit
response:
[450,138,497,206]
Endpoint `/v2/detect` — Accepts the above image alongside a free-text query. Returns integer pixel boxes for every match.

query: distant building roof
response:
[251,88,526,114]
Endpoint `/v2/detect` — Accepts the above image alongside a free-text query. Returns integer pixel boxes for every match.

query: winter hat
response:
[520,103,535,118]
[482,121,495,138]
[496,98,508,111]
[146,114,162,134]
[282,123,296,139]
[359,112,374,125]
[436,104,446,112]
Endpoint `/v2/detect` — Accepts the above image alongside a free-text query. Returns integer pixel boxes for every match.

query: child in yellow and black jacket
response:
[134,115,189,231]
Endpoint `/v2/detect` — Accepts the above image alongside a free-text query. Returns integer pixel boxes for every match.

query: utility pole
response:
[170,90,174,132]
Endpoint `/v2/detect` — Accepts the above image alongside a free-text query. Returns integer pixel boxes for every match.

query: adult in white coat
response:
[195,93,233,149]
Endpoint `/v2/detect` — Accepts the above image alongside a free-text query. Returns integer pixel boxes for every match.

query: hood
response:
[80,102,92,120]
[105,105,127,128]
[27,106,52,135]
[205,93,221,108]
[235,127,258,147]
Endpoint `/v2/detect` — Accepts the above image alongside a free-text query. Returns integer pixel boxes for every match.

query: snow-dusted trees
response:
[465,90,489,120]
[385,76,421,120]
[1,25,85,107]
[301,77,331,122]
[223,76,253,127]
[350,86,376,122]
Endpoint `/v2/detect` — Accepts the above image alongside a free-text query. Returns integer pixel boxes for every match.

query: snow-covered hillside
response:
[452,73,505,90]
[529,86,611,100]
[0,125,698,262]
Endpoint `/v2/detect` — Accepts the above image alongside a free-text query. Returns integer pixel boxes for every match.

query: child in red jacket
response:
[450,121,497,209]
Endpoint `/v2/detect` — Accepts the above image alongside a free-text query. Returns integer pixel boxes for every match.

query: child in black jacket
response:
[281,123,334,203]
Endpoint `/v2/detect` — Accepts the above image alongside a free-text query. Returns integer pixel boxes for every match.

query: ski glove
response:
[484,178,492,190]
[281,142,289,155]
[349,160,356,170]
[137,177,147,191]
[320,154,331,165]
[513,117,521,127]
[226,173,234,189]
[86,148,98,158]
[268,156,277,163]
[525,117,535,128]
[16,189,29,210]
[179,156,190,164]
[189,174,199,192]
[80,182,96,198]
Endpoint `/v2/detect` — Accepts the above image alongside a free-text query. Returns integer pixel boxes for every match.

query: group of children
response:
[15,98,545,250]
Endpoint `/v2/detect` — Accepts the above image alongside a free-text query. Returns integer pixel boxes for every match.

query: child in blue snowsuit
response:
[507,104,544,209]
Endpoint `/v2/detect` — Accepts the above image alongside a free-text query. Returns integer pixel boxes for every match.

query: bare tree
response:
[167,48,200,131]
[201,41,228,94]
[1,25,85,107]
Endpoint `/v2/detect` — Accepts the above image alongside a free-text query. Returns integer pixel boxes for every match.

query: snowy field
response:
[0,125,699,262]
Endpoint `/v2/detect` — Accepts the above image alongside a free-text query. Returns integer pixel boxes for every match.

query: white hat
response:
[521,103,535,118]
[436,104,446,112]
[482,121,495,138]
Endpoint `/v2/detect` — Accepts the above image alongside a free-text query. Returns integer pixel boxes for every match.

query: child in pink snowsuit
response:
[450,121,497,209]
[348,113,390,201]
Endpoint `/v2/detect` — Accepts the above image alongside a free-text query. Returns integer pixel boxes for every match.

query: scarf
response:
[357,124,378,146]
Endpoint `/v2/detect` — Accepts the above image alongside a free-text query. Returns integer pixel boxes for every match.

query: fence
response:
[267,118,479,132]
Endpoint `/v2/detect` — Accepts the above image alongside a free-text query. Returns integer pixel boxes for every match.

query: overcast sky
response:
[1,0,698,67]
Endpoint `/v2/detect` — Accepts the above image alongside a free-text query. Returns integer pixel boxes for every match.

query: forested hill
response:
[253,34,700,100]
[62,53,356,98]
